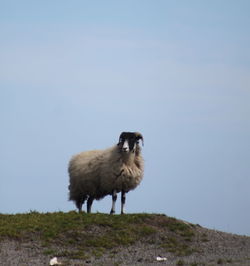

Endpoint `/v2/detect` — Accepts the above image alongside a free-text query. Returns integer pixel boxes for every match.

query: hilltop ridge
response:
[0,212,249,265]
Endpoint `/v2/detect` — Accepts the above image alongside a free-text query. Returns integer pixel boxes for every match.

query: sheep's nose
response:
[122,140,129,152]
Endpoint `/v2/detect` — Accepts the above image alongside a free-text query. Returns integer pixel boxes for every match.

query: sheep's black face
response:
[118,132,144,153]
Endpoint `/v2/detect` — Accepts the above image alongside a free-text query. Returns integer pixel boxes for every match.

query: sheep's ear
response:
[135,132,144,146]
[118,132,126,145]
[139,138,144,146]
[118,135,123,145]
[117,138,122,145]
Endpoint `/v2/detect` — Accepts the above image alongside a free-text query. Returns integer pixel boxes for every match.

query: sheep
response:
[68,132,144,214]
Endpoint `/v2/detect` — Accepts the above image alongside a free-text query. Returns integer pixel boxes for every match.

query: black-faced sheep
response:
[68,132,144,214]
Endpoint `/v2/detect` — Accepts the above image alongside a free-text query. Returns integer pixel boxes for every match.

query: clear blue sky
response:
[1,1,250,235]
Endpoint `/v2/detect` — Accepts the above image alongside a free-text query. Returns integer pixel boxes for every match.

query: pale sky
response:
[1,1,250,235]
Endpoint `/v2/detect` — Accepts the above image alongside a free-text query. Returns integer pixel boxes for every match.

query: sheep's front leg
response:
[121,190,126,214]
[87,196,94,213]
[110,190,117,214]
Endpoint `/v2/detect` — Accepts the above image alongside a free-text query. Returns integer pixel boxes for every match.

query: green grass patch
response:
[0,211,196,259]
[161,236,195,256]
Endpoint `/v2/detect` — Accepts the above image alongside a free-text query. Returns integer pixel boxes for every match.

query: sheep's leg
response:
[76,196,86,213]
[76,200,83,213]
[87,196,94,213]
[121,190,126,215]
[110,190,117,214]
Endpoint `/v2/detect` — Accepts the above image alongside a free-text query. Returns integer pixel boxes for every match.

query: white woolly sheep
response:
[68,132,144,214]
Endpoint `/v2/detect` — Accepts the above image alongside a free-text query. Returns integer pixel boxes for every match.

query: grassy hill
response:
[0,211,250,265]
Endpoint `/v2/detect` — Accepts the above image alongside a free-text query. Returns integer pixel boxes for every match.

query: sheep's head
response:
[118,132,144,153]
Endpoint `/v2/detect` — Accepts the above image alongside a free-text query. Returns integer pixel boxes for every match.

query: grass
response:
[0,211,196,259]
[156,217,197,256]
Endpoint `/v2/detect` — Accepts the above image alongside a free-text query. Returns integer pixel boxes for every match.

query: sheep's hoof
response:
[110,210,115,215]
[121,212,125,215]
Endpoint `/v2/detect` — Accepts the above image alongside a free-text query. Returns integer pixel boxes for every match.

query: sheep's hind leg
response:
[76,196,86,213]
[110,190,117,214]
[87,196,94,213]
[121,190,126,215]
